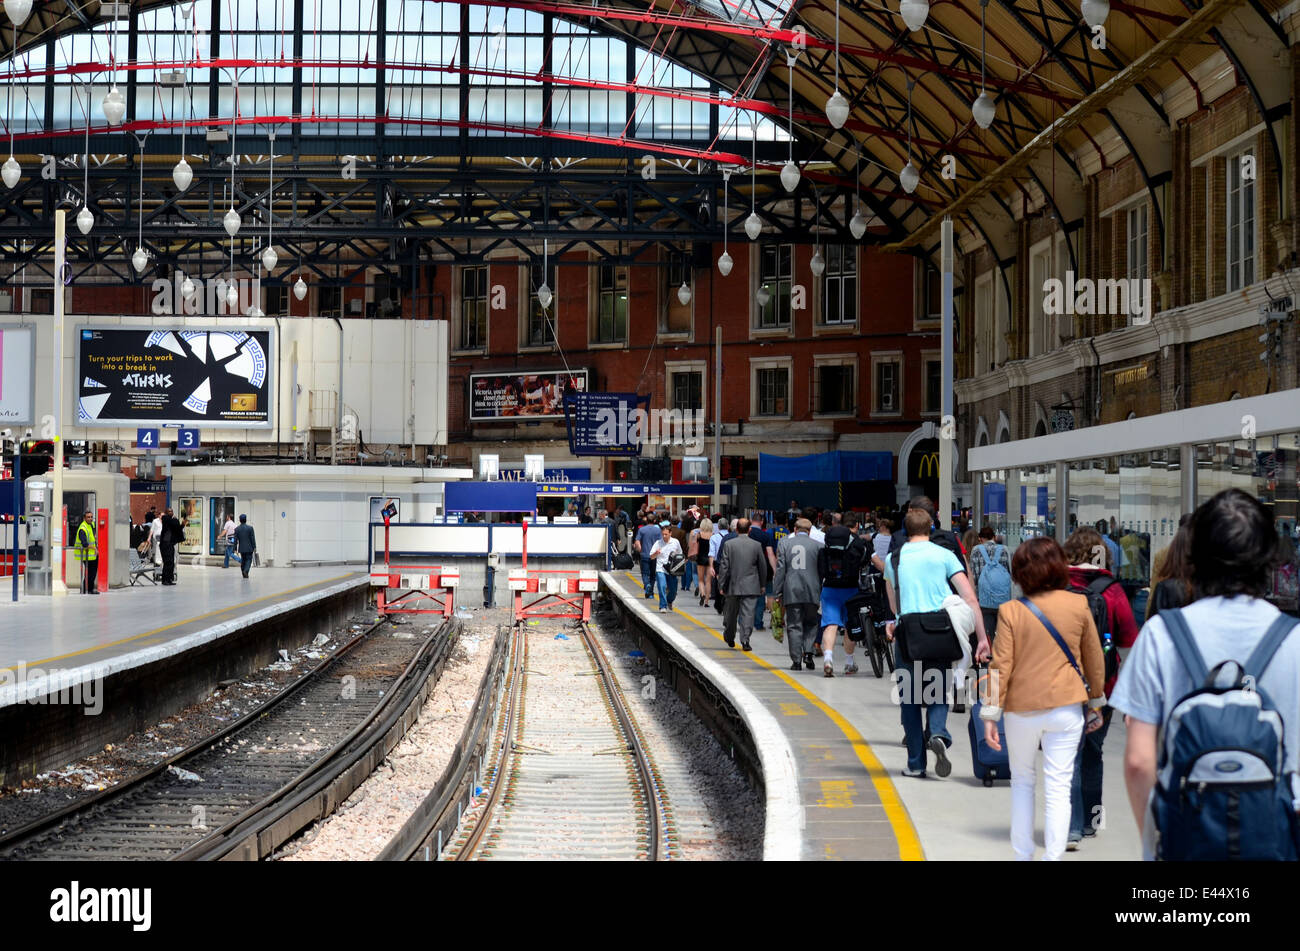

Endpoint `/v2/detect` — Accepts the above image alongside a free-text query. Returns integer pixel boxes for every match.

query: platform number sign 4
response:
[177,429,201,451]
[136,428,160,449]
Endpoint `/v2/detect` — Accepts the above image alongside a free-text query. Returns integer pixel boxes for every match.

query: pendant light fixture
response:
[2,17,20,188]
[132,137,149,274]
[970,0,996,130]
[781,50,801,193]
[899,77,919,194]
[717,170,733,277]
[810,246,826,277]
[1081,0,1109,28]
[173,2,194,191]
[536,239,553,310]
[899,0,930,32]
[4,1,33,27]
[849,149,867,239]
[756,285,771,308]
[101,7,126,126]
[76,80,93,233]
[261,131,277,272]
[181,274,196,300]
[825,0,849,129]
[294,275,308,301]
[677,256,692,306]
[744,115,762,240]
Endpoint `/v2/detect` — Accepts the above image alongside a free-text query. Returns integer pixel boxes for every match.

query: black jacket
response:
[160,515,183,547]
[233,523,258,554]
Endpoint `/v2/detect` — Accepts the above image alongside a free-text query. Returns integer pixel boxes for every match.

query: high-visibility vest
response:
[75,520,97,561]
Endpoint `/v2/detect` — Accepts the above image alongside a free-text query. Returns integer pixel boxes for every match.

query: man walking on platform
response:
[774,518,822,670]
[718,517,768,651]
[233,514,258,579]
[159,507,182,586]
[75,510,99,595]
[633,517,662,599]
[222,512,238,569]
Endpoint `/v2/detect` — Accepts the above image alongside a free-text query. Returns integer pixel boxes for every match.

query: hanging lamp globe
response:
[536,282,553,310]
[899,0,930,31]
[225,284,239,309]
[899,161,920,194]
[261,245,278,273]
[744,211,763,240]
[1,156,19,189]
[4,0,33,27]
[223,207,241,237]
[780,160,801,194]
[101,86,126,126]
[1081,0,1109,28]
[172,157,193,191]
[247,304,264,319]
[677,282,692,306]
[971,90,997,130]
[850,209,868,240]
[293,276,308,301]
[809,248,826,277]
[132,247,148,274]
[755,285,771,308]
[825,90,850,130]
[76,205,94,235]
[717,251,733,277]
[181,276,196,300]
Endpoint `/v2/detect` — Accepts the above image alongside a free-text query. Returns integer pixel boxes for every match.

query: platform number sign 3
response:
[137,428,159,449]
[177,429,201,450]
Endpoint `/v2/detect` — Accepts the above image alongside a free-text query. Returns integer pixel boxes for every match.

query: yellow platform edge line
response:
[624,571,924,860]
[3,573,358,673]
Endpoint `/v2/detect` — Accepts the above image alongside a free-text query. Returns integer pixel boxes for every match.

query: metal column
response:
[1180,444,1197,516]
[940,216,954,531]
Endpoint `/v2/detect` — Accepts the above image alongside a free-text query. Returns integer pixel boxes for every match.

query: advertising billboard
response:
[0,326,35,425]
[76,327,272,428]
[469,369,587,422]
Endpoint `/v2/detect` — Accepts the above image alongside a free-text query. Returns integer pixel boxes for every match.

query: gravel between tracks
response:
[276,608,510,861]
[0,611,380,835]
[590,596,764,861]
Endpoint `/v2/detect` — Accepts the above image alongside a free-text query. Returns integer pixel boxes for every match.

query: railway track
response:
[0,616,458,861]
[441,619,669,861]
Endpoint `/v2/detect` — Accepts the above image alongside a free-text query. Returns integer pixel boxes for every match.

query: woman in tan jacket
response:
[981,537,1106,860]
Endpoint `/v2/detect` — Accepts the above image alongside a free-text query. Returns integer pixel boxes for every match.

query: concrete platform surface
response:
[606,570,1142,862]
[0,565,365,702]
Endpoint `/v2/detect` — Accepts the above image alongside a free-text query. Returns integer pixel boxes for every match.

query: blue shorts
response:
[819,586,856,629]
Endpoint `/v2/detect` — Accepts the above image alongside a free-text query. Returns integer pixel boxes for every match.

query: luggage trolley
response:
[508,520,599,623]
[370,500,459,618]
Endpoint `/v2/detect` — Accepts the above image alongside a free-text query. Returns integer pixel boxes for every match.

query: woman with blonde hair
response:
[695,518,714,606]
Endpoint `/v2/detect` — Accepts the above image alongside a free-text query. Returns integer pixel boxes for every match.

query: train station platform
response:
[0,565,370,784]
[602,570,1142,861]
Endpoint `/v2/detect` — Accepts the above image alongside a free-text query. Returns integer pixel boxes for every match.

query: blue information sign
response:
[136,428,160,449]
[177,429,201,450]
[563,392,649,457]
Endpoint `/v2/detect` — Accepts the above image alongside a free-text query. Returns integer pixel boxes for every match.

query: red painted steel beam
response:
[3,56,999,161]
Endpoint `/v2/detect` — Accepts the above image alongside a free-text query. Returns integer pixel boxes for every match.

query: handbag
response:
[892,550,963,663]
[665,552,685,576]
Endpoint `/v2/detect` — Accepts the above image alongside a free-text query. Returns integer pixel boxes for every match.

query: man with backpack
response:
[1063,527,1140,850]
[889,496,967,565]
[1112,489,1300,860]
[967,525,1011,639]
[817,511,871,677]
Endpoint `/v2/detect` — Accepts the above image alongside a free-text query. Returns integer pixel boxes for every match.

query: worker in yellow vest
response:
[75,509,99,595]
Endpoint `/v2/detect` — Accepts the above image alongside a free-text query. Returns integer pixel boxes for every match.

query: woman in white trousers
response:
[981,537,1106,860]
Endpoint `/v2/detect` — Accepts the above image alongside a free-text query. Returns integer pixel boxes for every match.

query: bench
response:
[129,548,160,586]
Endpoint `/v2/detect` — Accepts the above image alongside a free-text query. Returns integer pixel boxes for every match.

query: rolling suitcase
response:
[968,667,1010,786]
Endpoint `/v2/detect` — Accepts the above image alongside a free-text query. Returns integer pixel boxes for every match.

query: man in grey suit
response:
[773,518,823,671]
[718,517,769,651]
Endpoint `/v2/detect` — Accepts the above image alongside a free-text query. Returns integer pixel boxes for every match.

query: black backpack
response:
[1069,574,1120,682]
[819,529,867,589]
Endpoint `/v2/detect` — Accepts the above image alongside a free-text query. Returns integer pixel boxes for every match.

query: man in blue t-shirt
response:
[749,513,778,630]
[884,508,989,779]
[633,518,664,598]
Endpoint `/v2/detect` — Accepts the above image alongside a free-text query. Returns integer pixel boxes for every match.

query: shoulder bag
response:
[1017,597,1089,692]
[892,549,963,664]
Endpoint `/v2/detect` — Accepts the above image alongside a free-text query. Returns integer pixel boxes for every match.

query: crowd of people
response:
[617,488,1300,862]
